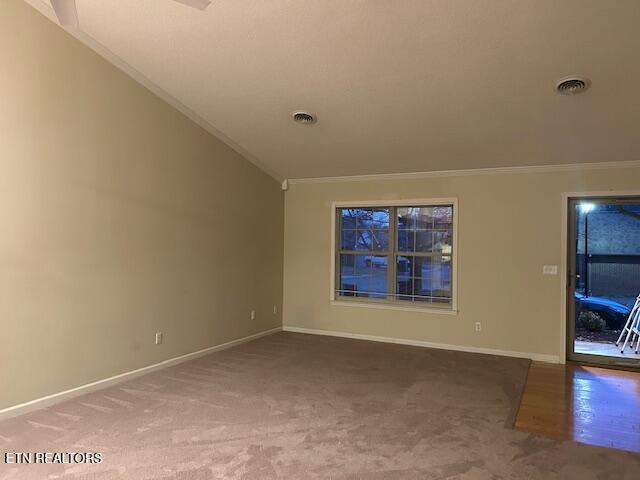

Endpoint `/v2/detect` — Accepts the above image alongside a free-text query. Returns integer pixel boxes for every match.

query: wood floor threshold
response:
[514,361,640,452]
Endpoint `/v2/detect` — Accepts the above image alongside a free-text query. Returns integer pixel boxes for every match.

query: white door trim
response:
[560,190,640,364]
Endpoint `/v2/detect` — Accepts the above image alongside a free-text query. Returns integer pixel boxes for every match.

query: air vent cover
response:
[555,76,590,95]
[292,112,317,124]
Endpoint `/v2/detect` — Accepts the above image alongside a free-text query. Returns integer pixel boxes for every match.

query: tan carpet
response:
[0,332,638,479]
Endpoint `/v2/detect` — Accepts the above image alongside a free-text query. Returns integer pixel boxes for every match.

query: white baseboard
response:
[0,327,282,421]
[282,326,560,364]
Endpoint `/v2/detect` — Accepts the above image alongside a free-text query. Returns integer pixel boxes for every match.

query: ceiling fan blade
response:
[171,0,212,10]
[50,0,79,27]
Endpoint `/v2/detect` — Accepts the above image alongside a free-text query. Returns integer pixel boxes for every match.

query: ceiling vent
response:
[555,76,591,95]
[292,112,317,125]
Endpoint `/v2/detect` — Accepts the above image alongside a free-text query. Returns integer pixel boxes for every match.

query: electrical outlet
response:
[250,310,256,320]
[273,305,278,315]
[155,332,163,345]
[475,322,482,332]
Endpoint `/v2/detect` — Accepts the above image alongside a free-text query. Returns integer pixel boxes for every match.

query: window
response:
[333,200,456,311]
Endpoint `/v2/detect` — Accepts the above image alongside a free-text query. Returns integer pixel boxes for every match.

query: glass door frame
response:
[566,195,640,368]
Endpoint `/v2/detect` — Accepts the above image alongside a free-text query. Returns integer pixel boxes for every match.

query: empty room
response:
[2,0,640,478]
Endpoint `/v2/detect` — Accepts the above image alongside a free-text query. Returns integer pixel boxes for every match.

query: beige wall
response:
[283,167,640,361]
[0,0,283,410]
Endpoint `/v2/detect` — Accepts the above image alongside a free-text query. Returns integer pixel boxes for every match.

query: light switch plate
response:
[543,265,558,275]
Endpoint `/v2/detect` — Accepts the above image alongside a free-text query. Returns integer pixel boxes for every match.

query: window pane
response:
[396,255,414,300]
[355,230,373,250]
[415,209,433,230]
[338,254,388,298]
[397,205,453,254]
[396,255,411,275]
[339,254,356,295]
[434,256,453,298]
[371,230,389,251]
[397,207,415,230]
[413,277,432,300]
[398,206,439,230]
[397,230,414,252]
[340,208,389,229]
[356,210,373,228]
[415,230,433,252]
[397,254,411,279]
[340,209,358,229]
[359,208,389,229]
[396,254,452,304]
[361,255,388,298]
[433,206,453,229]
[433,231,452,254]
[341,229,357,250]
[340,208,390,253]
[413,256,430,278]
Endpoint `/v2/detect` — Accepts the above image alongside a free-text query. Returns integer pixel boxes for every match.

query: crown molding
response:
[287,160,640,185]
[23,0,283,183]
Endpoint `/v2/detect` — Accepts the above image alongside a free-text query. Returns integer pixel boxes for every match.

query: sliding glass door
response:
[567,196,640,367]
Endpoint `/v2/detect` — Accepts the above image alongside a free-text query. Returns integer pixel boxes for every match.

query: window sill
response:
[330,300,459,315]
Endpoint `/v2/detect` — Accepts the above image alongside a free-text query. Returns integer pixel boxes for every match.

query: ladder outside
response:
[616,294,640,354]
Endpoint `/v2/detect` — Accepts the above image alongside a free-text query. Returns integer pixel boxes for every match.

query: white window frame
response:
[330,198,459,315]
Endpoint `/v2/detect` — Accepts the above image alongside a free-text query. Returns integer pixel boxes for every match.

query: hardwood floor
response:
[515,362,640,452]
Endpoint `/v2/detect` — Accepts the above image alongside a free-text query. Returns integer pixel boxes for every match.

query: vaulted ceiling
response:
[30,0,640,179]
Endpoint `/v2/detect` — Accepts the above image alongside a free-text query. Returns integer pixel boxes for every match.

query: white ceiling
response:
[35,0,640,179]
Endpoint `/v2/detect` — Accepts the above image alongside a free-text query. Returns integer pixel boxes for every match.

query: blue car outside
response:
[574,292,631,329]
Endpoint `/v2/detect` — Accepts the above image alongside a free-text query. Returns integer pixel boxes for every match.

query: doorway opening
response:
[567,196,640,367]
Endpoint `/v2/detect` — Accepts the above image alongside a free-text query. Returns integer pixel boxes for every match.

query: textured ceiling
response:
[35,0,640,179]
